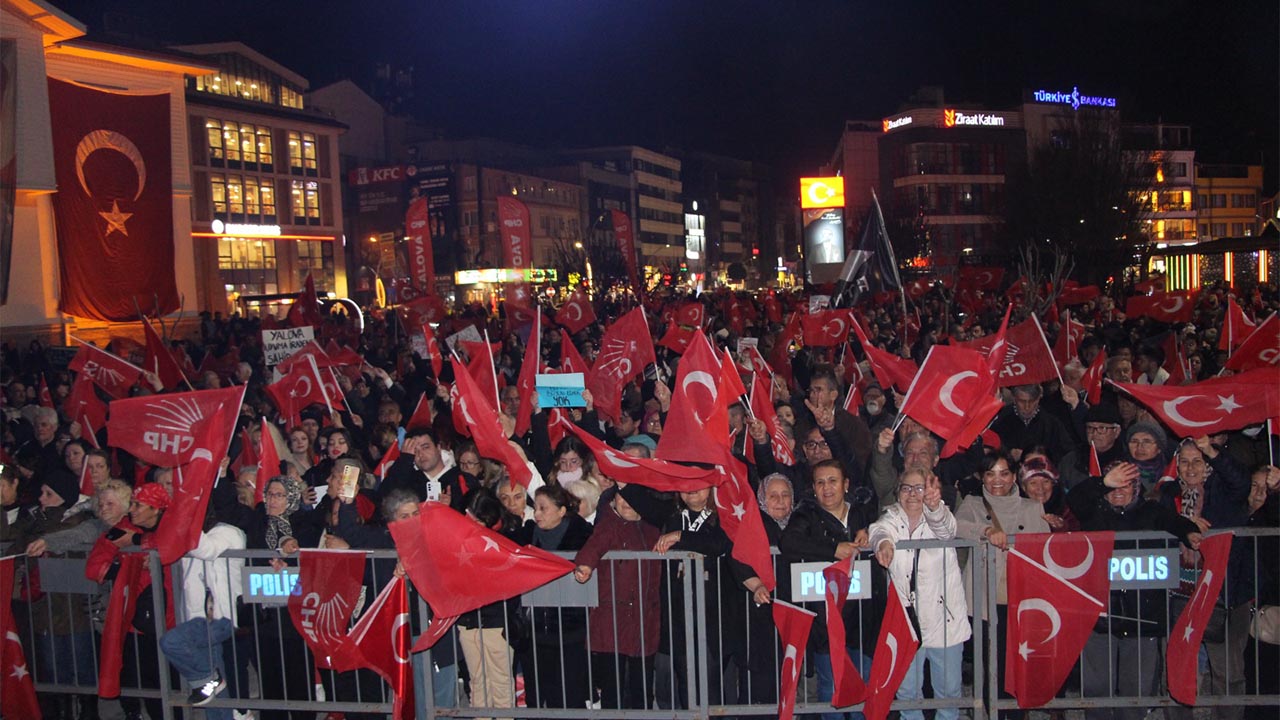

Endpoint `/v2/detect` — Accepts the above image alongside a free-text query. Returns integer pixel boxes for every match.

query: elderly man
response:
[14,406,62,505]
[1059,403,1126,490]
[990,383,1073,463]
[870,429,963,511]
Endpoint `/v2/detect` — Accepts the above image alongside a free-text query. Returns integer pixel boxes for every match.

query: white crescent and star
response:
[1042,535,1095,580]
[391,613,411,664]
[881,633,899,688]
[939,371,978,416]
[1162,396,1220,428]
[1016,598,1062,659]
[1183,569,1215,642]
[75,129,147,200]
[1158,296,1186,314]
[682,370,719,425]
[565,303,583,323]
[822,317,847,337]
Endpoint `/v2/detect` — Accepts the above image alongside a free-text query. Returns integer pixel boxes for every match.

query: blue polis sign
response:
[1032,86,1117,110]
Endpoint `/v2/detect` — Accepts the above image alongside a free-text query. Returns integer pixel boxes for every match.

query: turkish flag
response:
[1082,349,1108,405]
[229,426,258,478]
[1125,292,1194,323]
[559,329,591,373]
[266,354,336,425]
[959,266,1004,290]
[155,403,237,564]
[1006,532,1114,708]
[556,291,596,334]
[905,277,933,301]
[802,309,854,347]
[48,78,176,321]
[939,391,1005,459]
[763,294,783,324]
[390,502,575,651]
[69,341,144,399]
[656,332,730,465]
[720,348,749,401]
[406,393,434,432]
[1220,297,1258,351]
[374,440,401,483]
[1167,533,1232,705]
[1224,313,1278,372]
[1110,367,1280,437]
[254,418,282,505]
[513,313,541,437]
[107,385,245,468]
[451,357,534,488]
[143,317,186,390]
[1158,455,1178,485]
[322,340,363,369]
[1056,285,1101,307]
[822,559,869,708]
[287,273,324,328]
[399,294,449,329]
[898,345,996,441]
[750,370,796,465]
[851,319,918,392]
[288,550,366,670]
[198,346,243,386]
[742,344,772,377]
[773,600,817,720]
[98,552,146,698]
[713,447,776,591]
[658,302,706,354]
[67,373,108,447]
[862,581,920,720]
[560,417,719,492]
[345,576,415,720]
[462,338,501,407]
[1088,442,1102,477]
[1161,333,1193,386]
[961,315,1060,387]
[585,308,654,424]
[420,322,444,378]
[274,340,333,374]
[0,557,41,718]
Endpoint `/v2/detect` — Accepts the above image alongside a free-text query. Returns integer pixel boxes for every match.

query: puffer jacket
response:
[868,503,971,648]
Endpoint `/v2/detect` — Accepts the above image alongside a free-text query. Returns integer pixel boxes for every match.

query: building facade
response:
[177,42,348,316]
[1195,163,1263,239]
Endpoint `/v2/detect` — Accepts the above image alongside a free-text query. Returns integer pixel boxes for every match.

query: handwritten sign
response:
[737,338,759,353]
[262,326,314,367]
[809,295,831,313]
[444,325,482,352]
[536,372,586,408]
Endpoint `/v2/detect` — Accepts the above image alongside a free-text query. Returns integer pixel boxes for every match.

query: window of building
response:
[256,127,274,168]
[1231,223,1245,237]
[1211,223,1227,237]
[260,181,276,220]
[287,131,318,174]
[1197,195,1209,210]
[206,120,224,162]
[1231,193,1256,208]
[297,240,335,292]
[211,174,227,215]
[227,175,244,215]
[1210,194,1227,208]
[291,180,321,224]
[1199,224,1209,237]
[217,237,279,300]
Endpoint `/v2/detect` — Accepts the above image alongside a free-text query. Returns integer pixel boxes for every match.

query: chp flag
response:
[106,384,246,468]
[288,549,366,670]
[406,196,434,292]
[960,315,1061,387]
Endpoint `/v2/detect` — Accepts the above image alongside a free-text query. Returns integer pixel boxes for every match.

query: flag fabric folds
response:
[773,600,816,720]
[288,549,367,670]
[1167,533,1232,705]
[1109,367,1280,437]
[862,581,920,720]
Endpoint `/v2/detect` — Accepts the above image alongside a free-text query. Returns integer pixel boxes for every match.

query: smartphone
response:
[339,464,360,501]
[105,527,127,541]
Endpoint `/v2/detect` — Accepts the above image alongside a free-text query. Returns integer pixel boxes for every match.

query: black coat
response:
[379,457,466,511]
[524,513,593,645]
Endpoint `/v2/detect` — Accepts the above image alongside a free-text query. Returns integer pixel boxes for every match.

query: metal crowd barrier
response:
[6,528,1278,719]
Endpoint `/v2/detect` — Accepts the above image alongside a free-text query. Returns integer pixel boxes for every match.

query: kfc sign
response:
[348,165,407,186]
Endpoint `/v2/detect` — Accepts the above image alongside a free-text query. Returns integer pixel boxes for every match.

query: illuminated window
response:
[223,121,240,162]
[297,240,335,291]
[260,182,276,220]
[227,175,244,215]
[302,133,317,171]
[206,119,223,161]
[217,237,279,302]
[291,180,321,224]
[287,131,317,174]
[256,127,273,167]
[210,174,227,215]
[244,177,260,216]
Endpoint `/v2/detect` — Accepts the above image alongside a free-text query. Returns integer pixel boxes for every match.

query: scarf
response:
[264,479,302,550]
[533,519,571,551]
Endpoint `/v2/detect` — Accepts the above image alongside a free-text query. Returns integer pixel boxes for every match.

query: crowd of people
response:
[2,274,1279,720]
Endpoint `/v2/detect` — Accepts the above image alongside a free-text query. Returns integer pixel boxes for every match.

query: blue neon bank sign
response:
[1032,86,1117,110]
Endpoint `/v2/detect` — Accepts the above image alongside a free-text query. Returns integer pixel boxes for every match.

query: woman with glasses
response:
[1122,422,1171,491]
[869,468,970,720]
[454,441,485,487]
[545,436,604,498]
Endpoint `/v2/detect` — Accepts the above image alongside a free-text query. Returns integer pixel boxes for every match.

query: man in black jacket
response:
[378,427,465,511]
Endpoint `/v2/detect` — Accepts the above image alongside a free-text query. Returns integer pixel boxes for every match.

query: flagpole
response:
[870,188,910,334]
[483,328,499,409]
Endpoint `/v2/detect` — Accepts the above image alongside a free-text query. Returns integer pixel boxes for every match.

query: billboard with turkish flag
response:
[48,77,177,321]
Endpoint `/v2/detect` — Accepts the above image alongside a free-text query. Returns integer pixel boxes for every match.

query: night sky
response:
[57,0,1280,191]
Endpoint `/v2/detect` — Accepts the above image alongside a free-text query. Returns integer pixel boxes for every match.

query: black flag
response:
[834,191,901,306]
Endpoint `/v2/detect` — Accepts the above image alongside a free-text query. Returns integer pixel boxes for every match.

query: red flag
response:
[610,209,640,289]
[939,392,1005,459]
[1158,454,1179,485]
[345,575,415,720]
[961,316,1060,387]
[773,600,816,720]
[1056,285,1101,307]
[1220,297,1258,352]
[155,403,236,564]
[985,305,1013,378]
[822,559,868,708]
[98,552,146,698]
[390,503,574,650]
[658,315,702,354]
[656,333,730,465]
[556,291,596,335]
[898,345,996,442]
[959,266,1004,290]
[406,393,434,431]
[1110,367,1280,437]
[904,277,932,301]
[1088,442,1102,477]
[451,357,533,488]
[399,294,449,328]
[497,196,531,271]
[713,447,776,591]
[106,385,245,467]
[274,340,333,374]
[763,293,783,324]
[288,550,366,670]
[406,196,434,293]
[751,371,796,465]
[1133,277,1164,294]
[78,456,95,496]
[842,383,861,415]
[851,320,918,393]
[421,322,444,378]
[1082,349,1108,405]
[1006,532,1114,708]
[266,354,335,426]
[720,348,749,401]
[1125,292,1194,323]
[287,273,324,328]
[66,373,107,448]
[68,341,145,399]
[36,375,53,409]
[230,426,259,477]
[48,78,178,321]
[742,344,772,377]
[585,308,654,424]
[1224,313,1278,372]
[514,313,541,436]
[862,581,920,720]
[464,338,501,410]
[559,329,591,373]
[0,557,41,718]
[801,309,854,347]
[255,418,282,505]
[1167,533,1233,705]
[375,440,401,482]
[143,317,185,390]
[560,417,719,492]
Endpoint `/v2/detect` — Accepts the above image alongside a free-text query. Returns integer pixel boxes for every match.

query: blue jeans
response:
[433,660,458,708]
[897,643,963,720]
[814,649,874,720]
[160,618,234,720]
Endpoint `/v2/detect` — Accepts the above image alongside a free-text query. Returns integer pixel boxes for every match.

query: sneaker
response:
[189,671,226,706]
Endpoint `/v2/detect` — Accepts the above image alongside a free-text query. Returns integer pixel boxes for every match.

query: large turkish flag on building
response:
[48,77,177,321]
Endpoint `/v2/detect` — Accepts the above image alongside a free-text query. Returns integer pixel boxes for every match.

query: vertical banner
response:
[497,195,531,305]
[405,196,433,292]
[0,40,16,304]
[610,208,639,289]
[48,78,177,321]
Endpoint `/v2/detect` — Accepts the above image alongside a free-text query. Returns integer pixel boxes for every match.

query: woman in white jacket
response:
[869,468,970,720]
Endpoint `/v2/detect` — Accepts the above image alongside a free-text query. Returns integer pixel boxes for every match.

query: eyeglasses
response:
[265,491,288,499]
[807,386,836,395]
[458,459,482,469]
[1128,438,1157,447]
[897,484,926,496]
[803,440,829,450]
[1085,425,1120,434]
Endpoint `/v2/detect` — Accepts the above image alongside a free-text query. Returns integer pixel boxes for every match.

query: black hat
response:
[1085,402,1122,426]
[43,467,81,507]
